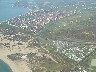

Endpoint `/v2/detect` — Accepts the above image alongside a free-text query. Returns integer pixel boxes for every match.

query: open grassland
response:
[39,9,96,42]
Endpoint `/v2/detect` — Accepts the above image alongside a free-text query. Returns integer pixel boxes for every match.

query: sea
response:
[0,60,12,72]
[0,0,28,23]
[0,0,29,72]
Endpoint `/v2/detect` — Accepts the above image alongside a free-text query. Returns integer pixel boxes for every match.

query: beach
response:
[0,60,12,72]
[0,33,38,72]
[0,47,38,72]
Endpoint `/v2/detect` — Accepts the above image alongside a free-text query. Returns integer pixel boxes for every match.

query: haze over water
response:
[0,0,28,22]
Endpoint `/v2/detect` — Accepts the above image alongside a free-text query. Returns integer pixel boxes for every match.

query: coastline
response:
[0,59,12,72]
[0,33,38,72]
[0,48,38,72]
[0,58,31,72]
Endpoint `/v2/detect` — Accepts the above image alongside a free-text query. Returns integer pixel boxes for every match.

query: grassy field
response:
[91,59,96,66]
[38,8,96,42]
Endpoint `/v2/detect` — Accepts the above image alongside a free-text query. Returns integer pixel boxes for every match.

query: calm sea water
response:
[0,0,28,71]
[0,60,12,72]
[0,0,28,22]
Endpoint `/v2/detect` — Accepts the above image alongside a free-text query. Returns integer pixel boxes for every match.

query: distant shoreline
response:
[0,0,28,23]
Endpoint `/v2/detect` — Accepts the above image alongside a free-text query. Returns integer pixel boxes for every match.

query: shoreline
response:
[0,48,38,72]
[0,59,12,72]
[0,58,31,72]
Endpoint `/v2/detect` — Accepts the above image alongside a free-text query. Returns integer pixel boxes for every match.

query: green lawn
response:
[91,59,96,66]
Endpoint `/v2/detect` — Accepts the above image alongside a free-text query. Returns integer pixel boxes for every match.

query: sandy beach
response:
[0,47,38,72]
[0,33,39,72]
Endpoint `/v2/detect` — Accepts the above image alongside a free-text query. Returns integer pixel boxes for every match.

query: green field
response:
[91,59,96,66]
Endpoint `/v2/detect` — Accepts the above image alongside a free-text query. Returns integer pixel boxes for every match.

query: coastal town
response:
[0,0,96,72]
[1,9,81,34]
